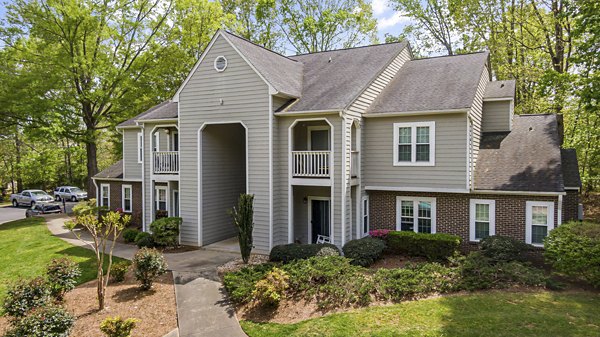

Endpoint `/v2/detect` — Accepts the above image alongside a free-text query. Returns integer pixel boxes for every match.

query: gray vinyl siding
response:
[469,67,489,177]
[292,186,330,244]
[123,129,142,180]
[363,114,468,190]
[482,100,512,132]
[178,35,272,252]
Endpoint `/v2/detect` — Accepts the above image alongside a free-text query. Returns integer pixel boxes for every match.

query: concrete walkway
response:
[46,216,246,337]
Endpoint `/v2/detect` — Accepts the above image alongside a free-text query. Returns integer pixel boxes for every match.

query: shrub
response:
[369,229,391,240]
[387,231,461,261]
[149,217,181,248]
[223,264,275,304]
[4,306,75,337]
[374,263,459,301]
[133,248,167,290]
[342,237,386,267]
[281,256,373,309]
[230,194,255,264]
[100,317,139,337]
[269,243,341,263]
[457,252,547,291]
[545,221,600,288]
[3,277,51,319]
[134,232,154,248]
[111,262,129,283]
[122,229,139,243]
[46,258,81,302]
[155,210,168,219]
[479,235,532,262]
[252,268,289,306]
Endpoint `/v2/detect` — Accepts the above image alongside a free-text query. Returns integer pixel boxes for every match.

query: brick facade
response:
[96,180,143,227]
[562,190,579,222]
[368,190,568,247]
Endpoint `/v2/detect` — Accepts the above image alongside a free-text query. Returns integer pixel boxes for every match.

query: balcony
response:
[153,151,179,174]
[292,151,330,178]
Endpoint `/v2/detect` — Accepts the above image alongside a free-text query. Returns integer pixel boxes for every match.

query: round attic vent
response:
[214,56,227,72]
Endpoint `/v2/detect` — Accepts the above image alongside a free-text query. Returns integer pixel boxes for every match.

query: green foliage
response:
[342,237,386,267]
[386,231,461,261]
[223,263,275,304]
[252,267,289,306]
[269,243,341,263]
[99,316,139,337]
[111,262,129,283]
[374,263,459,302]
[149,217,182,248]
[2,277,50,319]
[133,248,167,290]
[479,235,533,262]
[46,258,81,302]
[230,194,255,264]
[134,232,155,248]
[544,221,600,288]
[122,229,140,244]
[4,306,75,337]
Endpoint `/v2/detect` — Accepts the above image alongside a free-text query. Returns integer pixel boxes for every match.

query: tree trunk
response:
[97,266,105,310]
[14,131,22,191]
[86,140,98,197]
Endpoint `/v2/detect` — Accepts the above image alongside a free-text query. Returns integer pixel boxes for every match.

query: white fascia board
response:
[363,108,468,118]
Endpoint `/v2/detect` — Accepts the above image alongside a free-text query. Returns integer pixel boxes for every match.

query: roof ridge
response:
[290,40,408,57]
[222,30,299,63]
[411,51,488,61]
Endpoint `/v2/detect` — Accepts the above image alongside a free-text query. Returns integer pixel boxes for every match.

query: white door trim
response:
[307,196,331,244]
[307,125,330,150]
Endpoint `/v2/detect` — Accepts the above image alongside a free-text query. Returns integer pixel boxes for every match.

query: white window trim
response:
[153,132,160,152]
[122,184,132,213]
[393,121,435,166]
[171,131,179,152]
[361,196,369,237]
[137,132,143,163]
[155,186,168,215]
[214,55,227,72]
[469,199,496,242]
[100,184,110,208]
[395,196,437,233]
[526,201,555,247]
[307,125,330,151]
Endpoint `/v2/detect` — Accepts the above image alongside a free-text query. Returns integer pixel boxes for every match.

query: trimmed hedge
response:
[269,243,340,263]
[122,229,139,244]
[342,237,386,266]
[387,231,461,261]
[479,235,532,262]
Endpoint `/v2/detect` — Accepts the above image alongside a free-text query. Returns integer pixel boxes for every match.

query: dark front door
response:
[311,199,330,243]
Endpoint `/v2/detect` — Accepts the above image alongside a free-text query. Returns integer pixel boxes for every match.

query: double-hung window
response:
[393,121,435,166]
[396,197,436,233]
[137,132,143,163]
[469,199,495,241]
[362,196,369,236]
[526,201,554,246]
[122,185,132,213]
[100,184,110,208]
[155,187,167,212]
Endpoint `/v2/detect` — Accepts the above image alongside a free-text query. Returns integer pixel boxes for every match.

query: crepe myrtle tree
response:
[65,199,130,310]
[230,194,254,263]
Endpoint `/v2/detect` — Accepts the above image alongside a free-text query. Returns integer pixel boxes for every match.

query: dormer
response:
[482,80,516,132]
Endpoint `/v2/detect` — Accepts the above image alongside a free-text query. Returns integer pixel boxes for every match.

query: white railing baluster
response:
[291,151,330,178]
[153,151,179,174]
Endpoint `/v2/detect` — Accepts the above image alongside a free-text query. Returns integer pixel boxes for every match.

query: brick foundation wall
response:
[369,191,562,246]
[97,180,143,227]
[562,190,579,222]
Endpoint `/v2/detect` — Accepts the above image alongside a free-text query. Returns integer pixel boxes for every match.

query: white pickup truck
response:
[10,190,54,207]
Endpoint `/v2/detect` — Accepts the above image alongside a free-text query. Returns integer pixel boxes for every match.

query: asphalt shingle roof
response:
[484,80,516,99]
[561,148,581,188]
[368,52,489,114]
[94,160,123,179]
[474,114,564,192]
[286,41,409,112]
[118,101,178,127]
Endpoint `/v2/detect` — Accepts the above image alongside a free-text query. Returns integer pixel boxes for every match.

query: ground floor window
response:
[100,184,110,208]
[155,186,167,213]
[469,199,495,241]
[395,197,436,233]
[526,201,555,246]
[122,185,132,213]
[362,196,369,236]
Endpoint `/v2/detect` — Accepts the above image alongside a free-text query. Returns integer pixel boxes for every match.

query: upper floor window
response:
[137,132,143,163]
[214,56,227,72]
[393,121,435,166]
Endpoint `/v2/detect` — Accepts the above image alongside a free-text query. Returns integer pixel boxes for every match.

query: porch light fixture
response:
[303,197,308,204]
[164,129,170,134]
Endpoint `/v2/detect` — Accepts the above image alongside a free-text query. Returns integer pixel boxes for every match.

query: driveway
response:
[0,205,25,224]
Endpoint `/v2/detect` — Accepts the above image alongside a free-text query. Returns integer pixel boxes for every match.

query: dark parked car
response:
[25,203,63,217]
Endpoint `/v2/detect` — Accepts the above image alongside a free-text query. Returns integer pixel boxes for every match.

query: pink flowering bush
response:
[369,229,391,240]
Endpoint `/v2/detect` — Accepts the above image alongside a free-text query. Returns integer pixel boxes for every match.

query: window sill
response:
[393,161,435,167]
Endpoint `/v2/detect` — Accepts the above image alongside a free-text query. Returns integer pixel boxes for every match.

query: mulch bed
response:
[1,271,177,337]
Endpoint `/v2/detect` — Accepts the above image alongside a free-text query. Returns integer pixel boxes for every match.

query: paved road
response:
[0,205,25,224]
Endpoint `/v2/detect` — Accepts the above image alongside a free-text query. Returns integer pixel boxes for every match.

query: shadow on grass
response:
[0,217,44,231]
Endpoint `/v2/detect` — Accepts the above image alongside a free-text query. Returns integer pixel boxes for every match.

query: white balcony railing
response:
[153,151,179,174]
[292,151,330,177]
[351,151,359,177]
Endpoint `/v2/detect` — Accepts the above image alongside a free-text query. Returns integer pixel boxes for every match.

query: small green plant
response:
[3,277,51,319]
[479,235,532,262]
[230,194,255,264]
[269,243,341,263]
[223,264,275,304]
[134,232,154,248]
[386,231,461,261]
[252,267,289,306]
[133,248,167,290]
[122,229,139,243]
[4,306,75,337]
[46,258,81,302]
[149,217,182,248]
[100,316,139,337]
[111,262,129,283]
[343,237,386,267]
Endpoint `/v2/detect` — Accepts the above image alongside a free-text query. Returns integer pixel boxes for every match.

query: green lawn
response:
[0,217,126,305]
[241,291,600,337]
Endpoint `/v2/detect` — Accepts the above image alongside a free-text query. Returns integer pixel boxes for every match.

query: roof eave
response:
[472,189,566,196]
[363,108,469,117]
